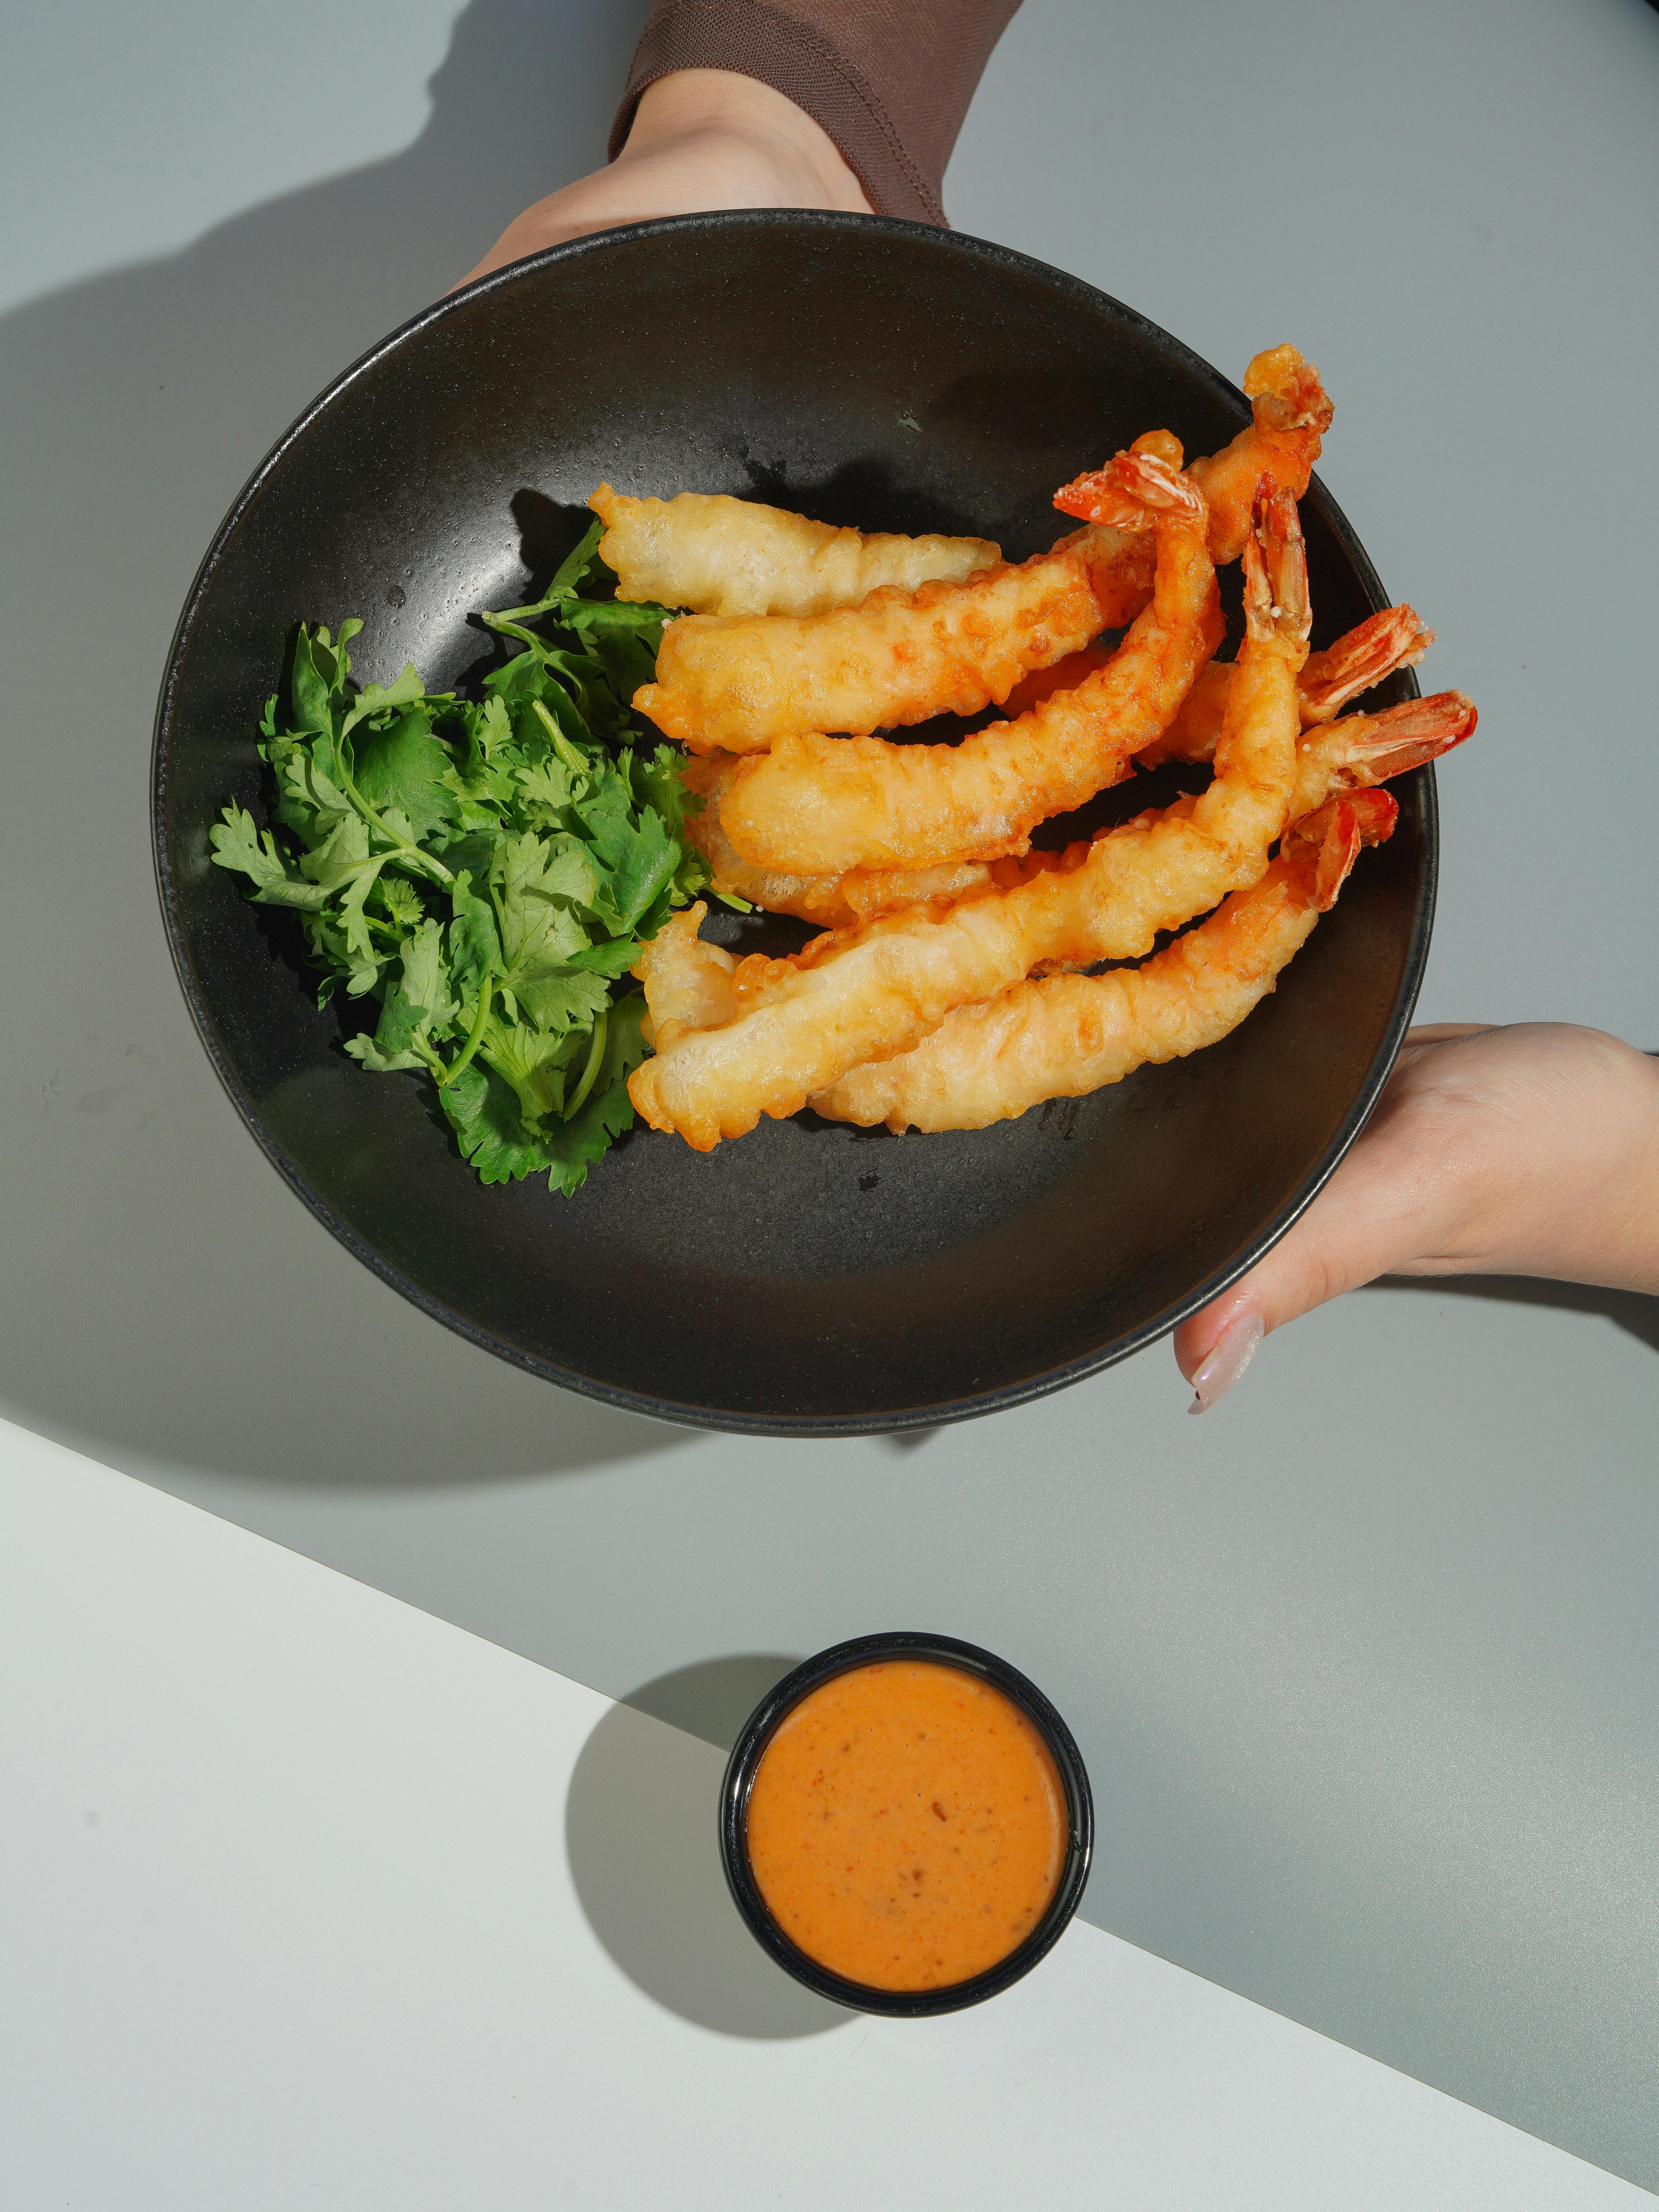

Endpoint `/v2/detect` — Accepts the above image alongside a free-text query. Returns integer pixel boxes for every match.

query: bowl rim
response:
[716,1630,1095,2017]
[151,208,1437,1438]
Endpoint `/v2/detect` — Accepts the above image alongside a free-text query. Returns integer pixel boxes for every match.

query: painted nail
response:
[1188,1314,1265,1415]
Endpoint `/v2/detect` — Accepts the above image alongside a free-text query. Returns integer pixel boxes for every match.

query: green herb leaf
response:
[353,706,461,845]
[437,1059,556,1184]
[218,558,696,1197]
[210,802,333,909]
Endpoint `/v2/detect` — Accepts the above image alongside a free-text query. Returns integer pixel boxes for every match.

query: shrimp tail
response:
[1324,690,1478,784]
[1286,789,1399,911]
[1050,443,1204,529]
[1242,477,1310,650]
[1290,690,1476,818]
[1300,605,1435,721]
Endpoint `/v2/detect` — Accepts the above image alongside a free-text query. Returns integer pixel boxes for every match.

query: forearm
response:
[456,65,870,286]
[617,68,870,215]
[612,1,1023,225]
[464,2,1019,284]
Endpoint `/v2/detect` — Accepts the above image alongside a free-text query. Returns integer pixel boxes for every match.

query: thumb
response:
[1172,1062,1470,1406]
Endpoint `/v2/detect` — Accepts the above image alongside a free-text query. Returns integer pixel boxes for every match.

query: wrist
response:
[621,69,872,214]
[1399,1025,1659,1293]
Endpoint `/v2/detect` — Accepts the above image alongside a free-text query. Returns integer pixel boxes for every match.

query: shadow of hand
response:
[0,0,676,1488]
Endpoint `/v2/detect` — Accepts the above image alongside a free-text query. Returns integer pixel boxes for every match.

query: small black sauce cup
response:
[718,1631,1094,2017]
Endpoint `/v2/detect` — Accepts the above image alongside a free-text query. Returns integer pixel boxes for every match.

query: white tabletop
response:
[2,1417,1646,2210]
[1,0,1656,2192]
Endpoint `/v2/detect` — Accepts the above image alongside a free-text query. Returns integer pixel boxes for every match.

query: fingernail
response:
[1188,1314,1265,1415]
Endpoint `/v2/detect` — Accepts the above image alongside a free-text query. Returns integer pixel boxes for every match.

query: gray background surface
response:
[4,0,1656,2189]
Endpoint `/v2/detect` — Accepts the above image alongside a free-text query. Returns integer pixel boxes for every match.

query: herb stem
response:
[531,698,591,781]
[484,606,562,635]
[439,974,494,1087]
[564,1007,609,1121]
[335,758,455,889]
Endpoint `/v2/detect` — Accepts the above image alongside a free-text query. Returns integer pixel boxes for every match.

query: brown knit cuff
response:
[608,0,947,228]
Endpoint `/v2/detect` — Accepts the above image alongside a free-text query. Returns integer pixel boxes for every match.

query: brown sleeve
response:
[608,1,1022,228]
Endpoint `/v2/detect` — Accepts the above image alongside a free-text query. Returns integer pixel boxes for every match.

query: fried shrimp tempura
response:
[810,680,1476,1133]
[676,684,1473,934]
[1147,683,1475,810]
[631,905,740,1040]
[588,484,999,618]
[626,483,1307,1151]
[709,451,1223,875]
[811,792,1398,1133]
[1193,348,1334,558]
[595,350,1327,646]
[679,754,994,928]
[1054,346,1334,625]
[633,544,1103,754]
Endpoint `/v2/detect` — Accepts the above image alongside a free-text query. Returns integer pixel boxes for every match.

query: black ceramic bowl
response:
[718,1633,1094,2017]
[153,211,1433,1435]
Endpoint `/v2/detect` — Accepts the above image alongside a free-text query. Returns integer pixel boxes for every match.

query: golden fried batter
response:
[633,544,1103,754]
[812,792,1397,1133]
[589,483,998,617]
[680,753,995,928]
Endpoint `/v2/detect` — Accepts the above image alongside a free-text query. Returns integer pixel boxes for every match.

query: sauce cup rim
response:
[718,1631,1095,2017]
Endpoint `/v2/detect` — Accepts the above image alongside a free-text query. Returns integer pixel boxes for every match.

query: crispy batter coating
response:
[680,753,994,928]
[633,544,1103,754]
[810,683,1476,1133]
[1192,347,1334,560]
[710,451,1223,874]
[588,483,999,617]
[680,674,1456,933]
[812,792,1397,1133]
[596,352,1329,654]
[632,900,739,1044]
[664,683,1472,1133]
[626,485,1308,1151]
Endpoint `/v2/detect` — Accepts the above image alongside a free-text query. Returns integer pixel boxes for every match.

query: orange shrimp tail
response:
[1340,690,1479,782]
[1050,447,1204,530]
[1242,345,1334,438]
[1242,477,1310,646]
[1301,606,1435,719]
[1289,789,1399,910]
[1052,467,1112,523]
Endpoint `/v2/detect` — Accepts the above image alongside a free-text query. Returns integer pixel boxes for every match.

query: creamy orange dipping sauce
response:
[745,1660,1067,1991]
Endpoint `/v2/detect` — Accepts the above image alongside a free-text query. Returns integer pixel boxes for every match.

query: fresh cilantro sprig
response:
[211,521,716,1195]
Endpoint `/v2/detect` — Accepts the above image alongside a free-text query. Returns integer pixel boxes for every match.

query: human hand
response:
[1175,1022,1659,1411]
[457,68,873,290]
